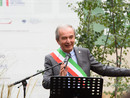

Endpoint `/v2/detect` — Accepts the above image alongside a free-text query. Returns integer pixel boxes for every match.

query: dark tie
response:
[66,53,73,76]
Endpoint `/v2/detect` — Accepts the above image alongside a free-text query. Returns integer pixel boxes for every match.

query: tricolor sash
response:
[50,48,87,77]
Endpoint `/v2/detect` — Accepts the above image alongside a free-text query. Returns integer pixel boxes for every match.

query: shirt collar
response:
[60,47,75,57]
[70,49,75,57]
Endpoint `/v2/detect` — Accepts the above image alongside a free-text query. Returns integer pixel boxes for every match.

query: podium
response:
[50,76,103,98]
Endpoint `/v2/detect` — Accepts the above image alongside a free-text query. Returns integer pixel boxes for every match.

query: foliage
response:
[101,0,130,97]
[68,0,130,98]
[68,0,104,53]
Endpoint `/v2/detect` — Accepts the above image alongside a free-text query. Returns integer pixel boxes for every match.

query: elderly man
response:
[42,24,130,89]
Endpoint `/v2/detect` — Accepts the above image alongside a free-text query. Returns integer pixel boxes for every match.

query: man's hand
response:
[60,63,68,76]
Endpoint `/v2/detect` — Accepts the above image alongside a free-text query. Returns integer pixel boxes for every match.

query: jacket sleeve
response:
[42,55,53,89]
[42,55,60,89]
[88,50,130,77]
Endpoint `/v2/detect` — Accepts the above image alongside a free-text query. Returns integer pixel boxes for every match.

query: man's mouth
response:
[65,44,71,47]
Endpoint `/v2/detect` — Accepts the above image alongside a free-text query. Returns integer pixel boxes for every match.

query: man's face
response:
[57,27,75,53]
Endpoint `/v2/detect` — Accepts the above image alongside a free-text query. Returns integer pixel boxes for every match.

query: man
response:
[43,24,130,89]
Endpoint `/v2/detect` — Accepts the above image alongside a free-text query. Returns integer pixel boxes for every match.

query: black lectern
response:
[50,76,103,98]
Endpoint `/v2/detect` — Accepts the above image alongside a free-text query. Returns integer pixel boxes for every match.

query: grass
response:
[0,77,38,98]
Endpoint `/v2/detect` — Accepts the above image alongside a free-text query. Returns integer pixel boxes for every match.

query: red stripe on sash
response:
[50,52,62,63]
[68,68,78,76]
[50,52,79,77]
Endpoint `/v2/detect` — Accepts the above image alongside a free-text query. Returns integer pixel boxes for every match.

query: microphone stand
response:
[8,62,62,98]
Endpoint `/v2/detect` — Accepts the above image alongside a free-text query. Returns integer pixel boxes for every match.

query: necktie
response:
[66,53,72,76]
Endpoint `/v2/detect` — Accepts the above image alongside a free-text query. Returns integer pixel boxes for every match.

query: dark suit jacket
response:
[43,47,130,89]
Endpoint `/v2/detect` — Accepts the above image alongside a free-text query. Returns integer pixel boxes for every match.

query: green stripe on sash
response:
[57,48,87,77]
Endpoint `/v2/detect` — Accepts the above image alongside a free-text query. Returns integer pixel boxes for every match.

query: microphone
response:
[64,53,71,69]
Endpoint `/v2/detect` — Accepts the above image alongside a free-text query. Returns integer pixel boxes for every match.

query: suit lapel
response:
[74,47,83,67]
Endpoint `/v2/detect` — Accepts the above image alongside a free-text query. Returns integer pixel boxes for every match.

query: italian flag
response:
[0,0,9,6]
[50,48,87,77]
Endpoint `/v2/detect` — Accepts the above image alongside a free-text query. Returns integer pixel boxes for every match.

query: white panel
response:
[0,0,79,98]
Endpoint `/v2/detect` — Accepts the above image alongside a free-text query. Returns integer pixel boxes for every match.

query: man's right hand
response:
[60,62,69,76]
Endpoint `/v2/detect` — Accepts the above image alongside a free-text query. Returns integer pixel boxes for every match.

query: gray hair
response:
[55,24,76,41]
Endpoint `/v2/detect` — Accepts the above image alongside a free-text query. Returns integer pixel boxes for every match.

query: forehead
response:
[58,27,75,36]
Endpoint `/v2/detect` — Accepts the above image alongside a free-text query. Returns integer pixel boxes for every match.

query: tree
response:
[101,0,130,98]
[68,0,130,97]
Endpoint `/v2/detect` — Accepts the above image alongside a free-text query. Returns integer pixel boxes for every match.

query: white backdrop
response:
[0,0,80,98]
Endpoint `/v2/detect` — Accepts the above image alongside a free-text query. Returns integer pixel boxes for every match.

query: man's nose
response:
[66,38,70,43]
